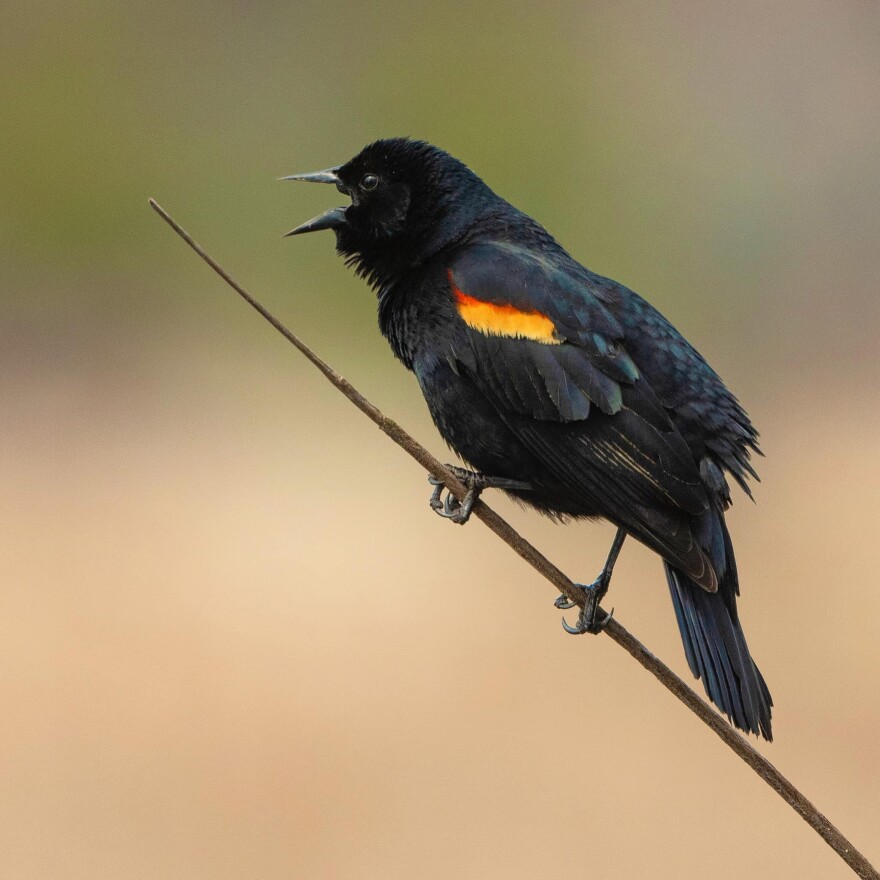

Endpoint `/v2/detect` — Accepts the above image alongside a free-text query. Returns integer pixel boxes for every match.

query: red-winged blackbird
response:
[283,138,772,740]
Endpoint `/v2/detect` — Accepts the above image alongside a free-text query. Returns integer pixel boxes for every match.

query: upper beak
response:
[278,165,342,185]
[280,165,349,236]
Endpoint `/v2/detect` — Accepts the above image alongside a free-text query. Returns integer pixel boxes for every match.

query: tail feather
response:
[665,513,773,740]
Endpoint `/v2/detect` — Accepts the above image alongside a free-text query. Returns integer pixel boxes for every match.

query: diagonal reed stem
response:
[149,197,879,880]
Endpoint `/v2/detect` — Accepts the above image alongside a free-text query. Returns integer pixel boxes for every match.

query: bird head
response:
[282,138,499,288]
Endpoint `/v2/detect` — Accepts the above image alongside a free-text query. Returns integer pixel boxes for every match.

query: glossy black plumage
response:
[285,138,772,739]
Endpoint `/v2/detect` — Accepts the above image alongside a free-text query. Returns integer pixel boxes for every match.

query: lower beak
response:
[283,206,347,237]
[280,165,349,236]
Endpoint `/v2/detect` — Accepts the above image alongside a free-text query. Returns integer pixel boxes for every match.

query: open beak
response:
[280,165,349,236]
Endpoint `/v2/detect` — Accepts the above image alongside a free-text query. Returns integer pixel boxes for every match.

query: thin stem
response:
[149,197,879,880]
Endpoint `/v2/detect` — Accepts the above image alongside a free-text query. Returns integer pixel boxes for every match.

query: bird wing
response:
[607,282,761,497]
[444,242,716,587]
[446,242,640,420]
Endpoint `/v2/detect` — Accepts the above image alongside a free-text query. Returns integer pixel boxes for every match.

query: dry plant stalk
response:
[150,197,879,880]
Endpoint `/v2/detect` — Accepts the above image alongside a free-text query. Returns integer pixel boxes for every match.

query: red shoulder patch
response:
[448,270,561,344]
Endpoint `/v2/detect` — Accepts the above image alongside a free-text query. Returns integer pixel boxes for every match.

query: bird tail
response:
[665,511,773,740]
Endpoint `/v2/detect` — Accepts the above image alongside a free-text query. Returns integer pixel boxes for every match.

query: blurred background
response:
[2,0,879,876]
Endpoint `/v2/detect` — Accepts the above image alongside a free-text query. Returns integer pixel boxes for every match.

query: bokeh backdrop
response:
[3,1,879,877]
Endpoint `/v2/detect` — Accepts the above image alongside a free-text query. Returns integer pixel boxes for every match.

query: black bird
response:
[283,138,772,740]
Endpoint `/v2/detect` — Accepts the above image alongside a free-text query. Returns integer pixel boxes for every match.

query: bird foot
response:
[428,467,531,525]
[557,574,614,635]
[428,472,481,525]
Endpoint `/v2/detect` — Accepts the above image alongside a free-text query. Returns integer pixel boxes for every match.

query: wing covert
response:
[446,242,639,422]
[441,241,712,555]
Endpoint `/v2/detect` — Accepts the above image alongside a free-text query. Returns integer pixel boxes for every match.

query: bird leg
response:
[428,466,532,525]
[556,528,627,634]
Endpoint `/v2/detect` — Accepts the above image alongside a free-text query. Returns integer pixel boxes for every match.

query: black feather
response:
[295,137,772,739]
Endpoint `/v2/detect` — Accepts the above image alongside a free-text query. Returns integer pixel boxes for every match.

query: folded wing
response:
[445,242,716,589]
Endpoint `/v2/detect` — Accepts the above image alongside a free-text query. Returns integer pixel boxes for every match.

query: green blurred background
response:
[3,1,879,876]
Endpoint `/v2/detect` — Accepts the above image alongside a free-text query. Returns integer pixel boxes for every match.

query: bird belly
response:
[414,358,603,518]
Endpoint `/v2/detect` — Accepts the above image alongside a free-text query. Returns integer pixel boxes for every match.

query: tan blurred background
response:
[2,1,879,876]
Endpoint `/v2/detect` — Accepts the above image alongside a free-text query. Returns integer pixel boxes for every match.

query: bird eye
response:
[360,173,379,191]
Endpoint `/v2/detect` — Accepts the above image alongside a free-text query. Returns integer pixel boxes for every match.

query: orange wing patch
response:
[448,270,561,344]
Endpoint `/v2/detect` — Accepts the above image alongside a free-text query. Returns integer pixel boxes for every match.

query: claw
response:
[427,471,481,525]
[554,593,576,610]
[561,615,584,635]
[557,576,613,635]
[560,605,613,635]
[588,607,614,633]
[429,477,445,511]
[434,487,477,524]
